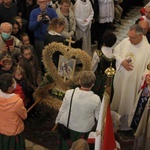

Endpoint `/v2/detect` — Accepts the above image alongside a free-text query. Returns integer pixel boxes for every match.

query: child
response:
[12,65,29,107]
[0,54,14,75]
[92,31,117,99]
[18,45,42,92]
[19,32,37,56]
[0,73,27,150]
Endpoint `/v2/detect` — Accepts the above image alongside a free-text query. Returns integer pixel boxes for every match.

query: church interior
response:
[25,4,144,150]
[0,0,150,150]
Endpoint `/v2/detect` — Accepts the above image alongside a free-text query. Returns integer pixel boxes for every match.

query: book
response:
[6,38,14,48]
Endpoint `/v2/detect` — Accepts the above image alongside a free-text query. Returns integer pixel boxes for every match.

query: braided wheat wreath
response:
[34,42,92,110]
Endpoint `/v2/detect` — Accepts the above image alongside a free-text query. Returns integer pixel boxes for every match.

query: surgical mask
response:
[1,32,11,40]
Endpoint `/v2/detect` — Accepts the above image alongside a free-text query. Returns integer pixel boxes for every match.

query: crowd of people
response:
[0,0,149,149]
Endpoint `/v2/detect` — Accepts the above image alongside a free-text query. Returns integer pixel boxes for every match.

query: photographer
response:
[29,0,57,67]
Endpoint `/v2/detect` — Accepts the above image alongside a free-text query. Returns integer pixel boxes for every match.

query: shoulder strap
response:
[67,89,75,127]
[96,50,102,57]
[97,49,115,61]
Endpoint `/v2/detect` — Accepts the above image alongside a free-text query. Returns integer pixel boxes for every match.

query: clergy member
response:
[111,24,150,131]
[74,0,94,56]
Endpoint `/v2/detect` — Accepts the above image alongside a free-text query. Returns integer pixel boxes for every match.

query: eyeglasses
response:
[127,34,140,39]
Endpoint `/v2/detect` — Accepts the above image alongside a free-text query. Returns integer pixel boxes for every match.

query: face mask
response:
[1,32,11,40]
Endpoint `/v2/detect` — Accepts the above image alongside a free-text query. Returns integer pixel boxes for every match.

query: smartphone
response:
[6,39,14,48]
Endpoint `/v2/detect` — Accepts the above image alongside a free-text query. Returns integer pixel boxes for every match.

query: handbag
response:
[57,123,70,139]
[57,89,75,139]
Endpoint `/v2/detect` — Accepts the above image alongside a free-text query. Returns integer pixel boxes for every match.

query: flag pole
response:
[27,83,55,113]
[101,63,116,149]
[104,63,116,103]
[95,63,116,150]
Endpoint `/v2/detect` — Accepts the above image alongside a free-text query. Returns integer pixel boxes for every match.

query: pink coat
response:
[0,92,27,136]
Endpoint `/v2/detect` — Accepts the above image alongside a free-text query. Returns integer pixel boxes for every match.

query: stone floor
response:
[25,6,141,150]
[25,140,49,150]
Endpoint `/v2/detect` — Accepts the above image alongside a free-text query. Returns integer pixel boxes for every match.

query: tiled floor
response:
[113,8,141,46]
[25,6,141,150]
[25,139,49,150]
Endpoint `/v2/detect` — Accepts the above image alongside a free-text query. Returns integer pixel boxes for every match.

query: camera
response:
[40,11,49,24]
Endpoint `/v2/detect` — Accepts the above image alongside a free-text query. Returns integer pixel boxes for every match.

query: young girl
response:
[0,73,27,150]
[0,54,14,75]
[19,32,37,56]
[92,32,117,99]
[12,65,29,107]
[18,45,42,92]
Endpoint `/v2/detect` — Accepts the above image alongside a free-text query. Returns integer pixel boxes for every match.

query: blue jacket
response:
[29,7,57,41]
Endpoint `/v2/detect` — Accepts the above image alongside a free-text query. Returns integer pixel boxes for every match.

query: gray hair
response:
[0,22,12,31]
[129,24,144,35]
[79,71,96,88]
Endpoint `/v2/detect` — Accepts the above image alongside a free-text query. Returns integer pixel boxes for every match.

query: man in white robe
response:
[98,0,114,24]
[97,0,115,49]
[74,0,94,56]
[111,24,150,130]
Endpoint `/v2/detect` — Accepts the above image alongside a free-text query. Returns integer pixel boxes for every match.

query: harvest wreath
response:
[33,42,91,110]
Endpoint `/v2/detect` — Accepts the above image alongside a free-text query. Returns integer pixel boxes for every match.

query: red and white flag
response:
[102,106,117,150]
[94,92,120,150]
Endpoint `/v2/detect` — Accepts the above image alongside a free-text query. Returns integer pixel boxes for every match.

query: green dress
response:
[57,129,89,150]
[92,50,116,100]
[0,132,26,150]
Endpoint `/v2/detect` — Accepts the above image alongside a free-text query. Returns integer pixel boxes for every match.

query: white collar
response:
[0,90,15,98]
[48,30,62,36]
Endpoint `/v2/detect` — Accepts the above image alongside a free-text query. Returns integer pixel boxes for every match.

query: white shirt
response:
[55,87,101,132]
[92,46,114,72]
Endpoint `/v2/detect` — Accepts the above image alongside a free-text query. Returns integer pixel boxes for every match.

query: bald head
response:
[138,20,149,35]
[0,22,12,33]
[145,6,150,19]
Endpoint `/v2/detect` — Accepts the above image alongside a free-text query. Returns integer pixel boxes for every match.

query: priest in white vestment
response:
[98,0,114,24]
[74,0,94,56]
[111,24,150,130]
[97,0,115,48]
